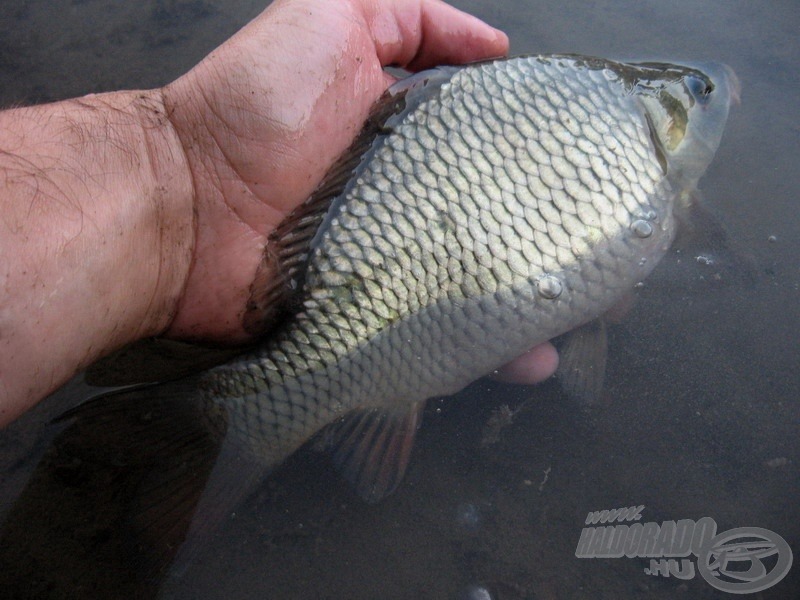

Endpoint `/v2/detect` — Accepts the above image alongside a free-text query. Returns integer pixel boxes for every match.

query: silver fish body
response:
[200,54,734,499]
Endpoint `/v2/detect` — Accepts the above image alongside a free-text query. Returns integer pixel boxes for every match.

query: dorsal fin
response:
[243,67,458,335]
[242,89,408,335]
[321,401,425,503]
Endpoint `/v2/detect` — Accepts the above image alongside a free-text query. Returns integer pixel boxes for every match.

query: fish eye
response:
[686,75,714,104]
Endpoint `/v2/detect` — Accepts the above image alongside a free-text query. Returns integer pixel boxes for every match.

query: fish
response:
[64,54,736,567]
[213,53,736,491]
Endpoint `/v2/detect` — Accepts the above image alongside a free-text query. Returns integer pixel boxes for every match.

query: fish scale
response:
[196,54,733,499]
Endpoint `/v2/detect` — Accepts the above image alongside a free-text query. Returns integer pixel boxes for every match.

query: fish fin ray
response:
[670,188,759,286]
[167,435,267,581]
[243,88,411,335]
[52,379,236,580]
[244,68,458,335]
[84,337,247,387]
[323,402,424,503]
[555,318,608,405]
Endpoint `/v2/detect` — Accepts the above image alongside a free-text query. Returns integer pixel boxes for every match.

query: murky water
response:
[1,1,798,598]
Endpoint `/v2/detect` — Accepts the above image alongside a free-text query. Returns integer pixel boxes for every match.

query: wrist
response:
[64,89,197,341]
[127,88,197,336]
[0,89,194,423]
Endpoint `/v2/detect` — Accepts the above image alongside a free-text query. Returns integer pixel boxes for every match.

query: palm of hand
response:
[163,0,503,339]
[159,0,555,384]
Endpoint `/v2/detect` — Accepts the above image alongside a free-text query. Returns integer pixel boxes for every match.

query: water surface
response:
[0,1,797,598]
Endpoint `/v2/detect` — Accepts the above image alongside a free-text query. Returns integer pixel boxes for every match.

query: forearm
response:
[0,90,194,424]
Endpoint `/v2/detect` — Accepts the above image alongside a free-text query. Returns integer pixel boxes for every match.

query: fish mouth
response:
[631,59,736,188]
[685,60,740,108]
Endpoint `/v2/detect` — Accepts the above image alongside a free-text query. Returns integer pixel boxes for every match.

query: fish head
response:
[623,61,738,190]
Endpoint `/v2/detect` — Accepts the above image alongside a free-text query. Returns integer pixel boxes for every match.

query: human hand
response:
[161,0,557,384]
[0,0,556,427]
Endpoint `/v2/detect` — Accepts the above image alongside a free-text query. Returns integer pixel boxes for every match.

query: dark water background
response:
[0,1,798,598]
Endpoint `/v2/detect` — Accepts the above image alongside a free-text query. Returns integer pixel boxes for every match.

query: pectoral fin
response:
[671,188,758,286]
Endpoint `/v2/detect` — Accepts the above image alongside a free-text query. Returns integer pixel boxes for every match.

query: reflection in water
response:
[0,1,798,599]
